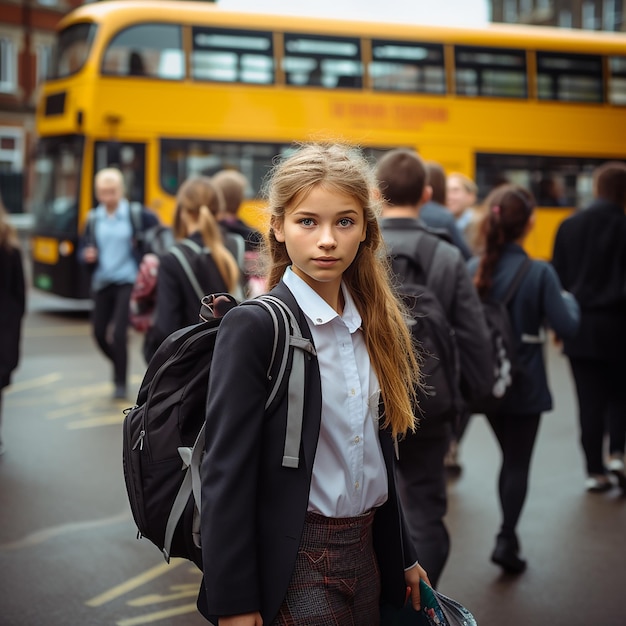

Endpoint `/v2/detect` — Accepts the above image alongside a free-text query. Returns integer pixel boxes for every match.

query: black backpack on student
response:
[468,258,532,415]
[122,293,314,569]
[386,233,462,425]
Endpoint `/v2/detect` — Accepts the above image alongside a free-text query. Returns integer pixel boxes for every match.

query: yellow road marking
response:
[5,373,62,395]
[66,414,125,429]
[0,511,131,551]
[126,584,200,606]
[86,560,185,607]
[117,603,198,626]
[24,326,90,338]
[47,401,98,420]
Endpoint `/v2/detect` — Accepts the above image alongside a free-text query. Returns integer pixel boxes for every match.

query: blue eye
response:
[338,217,355,227]
[299,218,315,227]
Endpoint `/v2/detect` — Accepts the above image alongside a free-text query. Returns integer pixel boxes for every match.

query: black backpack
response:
[468,258,532,415]
[122,293,314,568]
[387,233,461,425]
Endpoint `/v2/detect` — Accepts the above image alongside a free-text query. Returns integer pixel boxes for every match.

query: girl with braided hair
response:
[469,184,579,574]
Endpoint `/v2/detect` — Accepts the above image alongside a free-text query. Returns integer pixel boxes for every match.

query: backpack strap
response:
[502,257,533,306]
[170,242,206,302]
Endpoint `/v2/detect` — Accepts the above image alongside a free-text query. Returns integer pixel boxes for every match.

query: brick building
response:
[0,0,82,213]
[489,0,625,30]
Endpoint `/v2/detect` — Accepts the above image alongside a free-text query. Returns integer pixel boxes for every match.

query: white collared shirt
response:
[282,268,388,517]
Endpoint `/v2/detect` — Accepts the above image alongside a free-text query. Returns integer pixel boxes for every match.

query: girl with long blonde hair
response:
[198,143,429,626]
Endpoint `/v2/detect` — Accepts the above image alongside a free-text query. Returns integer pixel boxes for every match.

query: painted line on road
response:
[5,373,62,395]
[0,511,131,551]
[66,414,125,429]
[24,326,90,338]
[126,583,200,606]
[117,603,198,626]
[47,401,99,420]
[86,560,185,607]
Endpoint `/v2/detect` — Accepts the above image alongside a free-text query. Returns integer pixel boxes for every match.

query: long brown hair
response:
[474,184,535,298]
[264,143,420,437]
[175,176,239,293]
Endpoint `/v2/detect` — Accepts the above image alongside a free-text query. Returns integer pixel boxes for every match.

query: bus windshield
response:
[50,23,96,79]
[32,136,84,236]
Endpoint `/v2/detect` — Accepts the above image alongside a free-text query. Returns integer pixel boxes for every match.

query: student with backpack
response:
[142,176,240,363]
[79,167,159,399]
[197,143,430,625]
[468,184,579,574]
[376,148,492,589]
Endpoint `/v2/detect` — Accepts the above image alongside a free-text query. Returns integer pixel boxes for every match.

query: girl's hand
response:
[405,563,431,611]
[219,612,263,626]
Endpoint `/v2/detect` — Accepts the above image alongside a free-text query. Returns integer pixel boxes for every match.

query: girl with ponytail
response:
[143,176,240,361]
[469,183,579,575]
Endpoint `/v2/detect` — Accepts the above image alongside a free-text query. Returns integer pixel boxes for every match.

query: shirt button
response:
[316,318,323,323]
[355,481,360,490]
[354,436,360,444]
[350,389,356,396]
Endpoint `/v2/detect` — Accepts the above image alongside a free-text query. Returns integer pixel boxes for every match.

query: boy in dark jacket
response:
[552,161,626,493]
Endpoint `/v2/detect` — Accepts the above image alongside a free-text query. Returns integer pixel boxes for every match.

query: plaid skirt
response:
[271,509,381,626]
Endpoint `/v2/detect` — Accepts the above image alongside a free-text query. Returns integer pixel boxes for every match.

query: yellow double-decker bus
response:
[32,0,626,298]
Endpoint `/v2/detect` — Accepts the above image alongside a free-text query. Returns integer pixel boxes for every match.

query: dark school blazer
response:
[197,281,417,624]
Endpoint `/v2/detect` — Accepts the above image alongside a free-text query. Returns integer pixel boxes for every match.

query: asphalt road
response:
[1,288,625,626]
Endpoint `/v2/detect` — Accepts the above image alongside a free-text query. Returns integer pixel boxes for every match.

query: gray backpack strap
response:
[161,293,315,562]
[170,243,206,302]
[258,294,316,468]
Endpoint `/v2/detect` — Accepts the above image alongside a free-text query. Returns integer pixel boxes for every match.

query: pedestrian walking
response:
[469,184,580,573]
[420,161,473,260]
[376,148,492,588]
[552,161,626,493]
[0,198,26,455]
[143,176,240,362]
[197,143,430,626]
[79,168,159,399]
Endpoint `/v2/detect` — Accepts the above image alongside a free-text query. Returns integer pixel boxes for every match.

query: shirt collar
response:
[96,198,129,219]
[282,266,362,333]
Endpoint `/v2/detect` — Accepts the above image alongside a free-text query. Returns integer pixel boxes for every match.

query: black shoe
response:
[491,535,527,574]
[113,385,127,400]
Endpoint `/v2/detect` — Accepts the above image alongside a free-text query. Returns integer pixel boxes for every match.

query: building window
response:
[0,127,23,173]
[520,0,533,17]
[36,43,53,84]
[603,0,620,30]
[504,0,518,22]
[0,37,17,93]
[559,9,573,27]
[582,1,597,29]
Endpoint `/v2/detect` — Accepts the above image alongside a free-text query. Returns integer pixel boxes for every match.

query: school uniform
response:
[468,243,579,543]
[143,232,228,362]
[197,276,417,625]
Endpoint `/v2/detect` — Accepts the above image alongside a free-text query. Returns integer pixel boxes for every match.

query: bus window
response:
[454,46,527,98]
[160,139,285,197]
[370,40,445,94]
[608,56,626,105]
[101,24,184,79]
[474,153,619,209]
[94,141,146,204]
[536,52,603,103]
[191,28,274,84]
[50,23,96,79]
[283,33,363,88]
[31,135,84,235]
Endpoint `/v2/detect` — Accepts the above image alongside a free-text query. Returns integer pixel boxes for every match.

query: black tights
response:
[486,412,541,540]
